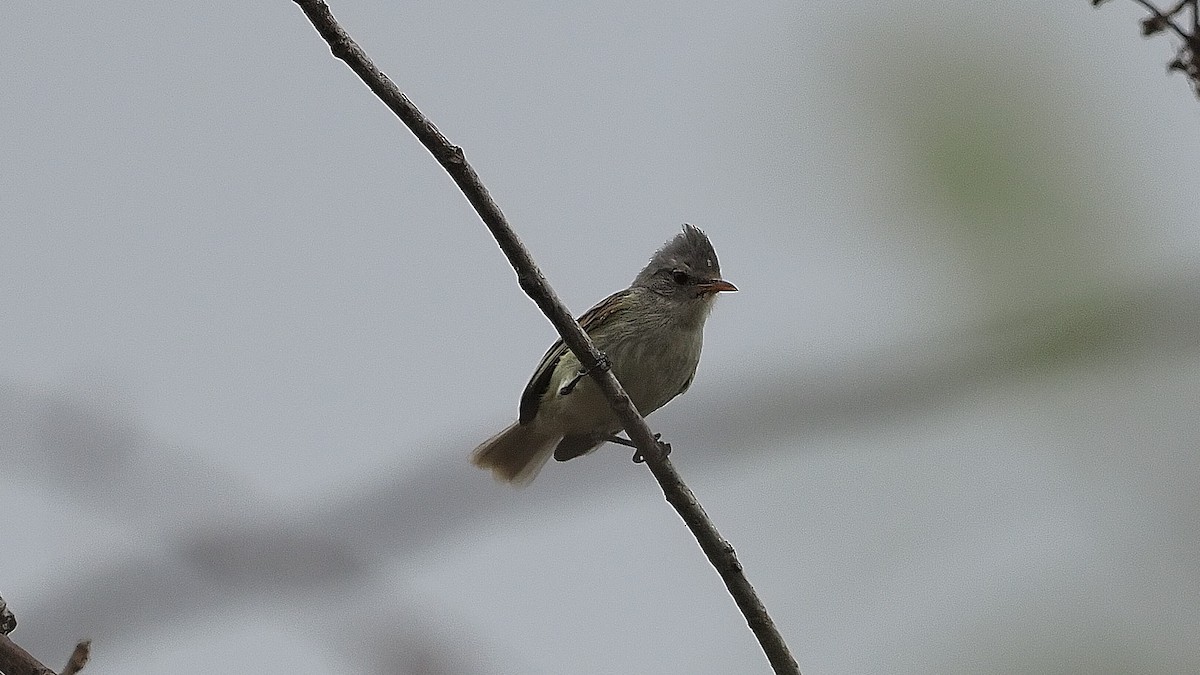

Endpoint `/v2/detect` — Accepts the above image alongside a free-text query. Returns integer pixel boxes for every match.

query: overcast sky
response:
[3,2,1199,674]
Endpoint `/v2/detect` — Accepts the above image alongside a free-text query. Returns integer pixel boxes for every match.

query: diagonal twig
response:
[291,1,800,672]
[59,640,90,675]
[0,634,56,675]
[1097,0,1200,97]
[1128,0,1191,39]
[0,595,90,675]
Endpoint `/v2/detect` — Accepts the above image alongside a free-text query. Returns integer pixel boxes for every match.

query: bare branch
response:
[1129,0,1191,38]
[291,1,801,672]
[59,641,90,675]
[0,635,56,675]
[1098,0,1200,97]
[0,595,90,675]
[0,595,15,636]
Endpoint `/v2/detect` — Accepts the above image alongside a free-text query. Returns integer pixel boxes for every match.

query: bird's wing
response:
[518,289,631,424]
[674,372,695,399]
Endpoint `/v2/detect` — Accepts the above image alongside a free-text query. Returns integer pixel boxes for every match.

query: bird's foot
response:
[604,433,668,463]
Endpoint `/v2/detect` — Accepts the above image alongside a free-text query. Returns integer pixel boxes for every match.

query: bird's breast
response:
[533,306,708,436]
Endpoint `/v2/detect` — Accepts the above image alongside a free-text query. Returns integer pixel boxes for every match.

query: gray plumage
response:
[472,224,736,485]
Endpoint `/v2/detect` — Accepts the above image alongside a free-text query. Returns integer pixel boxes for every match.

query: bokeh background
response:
[3,1,1198,673]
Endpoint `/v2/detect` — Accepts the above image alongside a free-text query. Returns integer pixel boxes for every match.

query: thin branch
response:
[0,634,56,675]
[0,594,53,675]
[1129,0,1191,39]
[0,595,89,675]
[1098,0,1200,97]
[0,595,15,636]
[291,1,800,672]
[59,641,90,675]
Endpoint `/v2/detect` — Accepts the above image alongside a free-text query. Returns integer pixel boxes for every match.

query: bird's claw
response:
[631,435,668,463]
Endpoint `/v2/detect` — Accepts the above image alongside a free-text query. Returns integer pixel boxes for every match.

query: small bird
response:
[471,224,737,485]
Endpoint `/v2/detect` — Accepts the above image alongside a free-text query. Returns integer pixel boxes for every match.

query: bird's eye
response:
[671,270,689,285]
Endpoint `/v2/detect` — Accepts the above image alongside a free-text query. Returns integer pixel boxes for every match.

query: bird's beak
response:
[697,279,738,294]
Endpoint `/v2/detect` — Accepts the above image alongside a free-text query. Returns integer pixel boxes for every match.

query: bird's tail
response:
[471,422,558,486]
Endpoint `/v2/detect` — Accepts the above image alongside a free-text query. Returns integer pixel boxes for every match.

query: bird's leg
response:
[633,439,670,463]
[605,433,670,463]
[605,434,640,448]
[558,352,611,396]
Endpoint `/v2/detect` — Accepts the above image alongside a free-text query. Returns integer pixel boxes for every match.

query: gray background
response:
[3,1,1198,673]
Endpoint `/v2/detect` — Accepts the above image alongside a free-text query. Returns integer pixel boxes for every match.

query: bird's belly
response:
[538,326,702,435]
[538,382,617,435]
[613,337,699,413]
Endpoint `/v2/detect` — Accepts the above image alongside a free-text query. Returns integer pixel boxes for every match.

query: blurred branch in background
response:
[0,594,89,675]
[59,641,89,675]
[4,270,1198,672]
[0,596,15,635]
[1095,0,1200,97]
[0,634,54,675]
